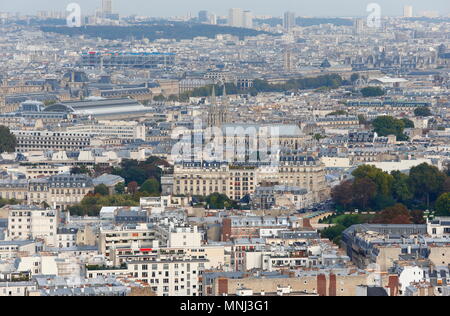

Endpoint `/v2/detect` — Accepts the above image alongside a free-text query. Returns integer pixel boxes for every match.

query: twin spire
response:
[207,84,229,128]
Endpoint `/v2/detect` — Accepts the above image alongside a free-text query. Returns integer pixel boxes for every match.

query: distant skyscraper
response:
[209,13,217,25]
[102,0,112,15]
[403,5,413,18]
[353,19,364,35]
[243,11,253,29]
[198,10,209,23]
[228,8,244,28]
[283,11,296,31]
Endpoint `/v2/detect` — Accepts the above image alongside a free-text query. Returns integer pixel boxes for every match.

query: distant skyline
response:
[0,0,449,18]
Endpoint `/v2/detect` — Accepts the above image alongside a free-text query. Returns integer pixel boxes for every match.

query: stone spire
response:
[210,85,216,105]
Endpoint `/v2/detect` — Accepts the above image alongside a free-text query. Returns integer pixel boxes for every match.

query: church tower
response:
[207,85,229,128]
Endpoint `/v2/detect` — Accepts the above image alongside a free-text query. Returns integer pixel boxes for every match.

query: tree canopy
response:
[414,106,432,117]
[372,116,409,141]
[332,163,449,212]
[435,193,450,216]
[140,178,161,196]
[94,184,110,196]
[360,86,385,97]
[0,126,17,153]
[409,163,446,208]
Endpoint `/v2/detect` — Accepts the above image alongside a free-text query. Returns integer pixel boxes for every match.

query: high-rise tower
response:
[102,0,113,15]
[283,11,296,31]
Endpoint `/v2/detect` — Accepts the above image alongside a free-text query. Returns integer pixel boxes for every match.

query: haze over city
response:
[0,0,449,17]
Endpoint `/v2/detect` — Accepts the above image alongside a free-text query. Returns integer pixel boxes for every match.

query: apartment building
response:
[173,161,231,198]
[28,174,94,210]
[0,240,37,260]
[251,185,313,210]
[65,120,147,141]
[0,179,28,201]
[222,216,296,241]
[342,223,450,271]
[12,130,91,152]
[7,206,57,247]
[120,248,207,296]
[315,116,360,128]
[274,153,329,203]
[99,224,158,257]
[172,150,329,203]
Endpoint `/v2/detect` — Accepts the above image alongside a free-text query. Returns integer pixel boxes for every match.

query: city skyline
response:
[0,0,450,17]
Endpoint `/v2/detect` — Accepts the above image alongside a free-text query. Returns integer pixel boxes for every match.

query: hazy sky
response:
[1,0,449,17]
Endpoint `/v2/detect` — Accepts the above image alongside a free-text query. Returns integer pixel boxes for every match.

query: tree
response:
[414,107,432,117]
[410,210,426,224]
[358,114,368,125]
[68,193,140,216]
[205,193,232,209]
[327,110,347,116]
[401,118,415,129]
[71,165,90,175]
[94,184,109,196]
[321,224,346,244]
[140,178,160,196]
[350,73,360,83]
[444,177,450,193]
[115,182,126,194]
[360,86,385,97]
[409,163,446,207]
[435,193,450,216]
[372,116,408,141]
[313,134,326,141]
[331,180,353,210]
[0,125,17,153]
[372,204,412,224]
[352,165,393,197]
[352,178,377,210]
[391,171,413,203]
[127,181,138,194]
[153,95,166,102]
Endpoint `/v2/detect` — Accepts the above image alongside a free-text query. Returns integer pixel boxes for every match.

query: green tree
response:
[435,193,450,216]
[372,116,408,141]
[115,182,126,194]
[414,107,432,117]
[352,165,394,196]
[409,163,446,208]
[321,224,346,244]
[0,126,17,153]
[313,134,326,141]
[358,114,368,125]
[153,95,166,102]
[391,171,413,203]
[0,198,19,208]
[94,184,109,196]
[401,118,415,129]
[140,178,161,196]
[360,86,385,97]
[71,165,90,175]
[327,110,348,116]
[205,193,232,209]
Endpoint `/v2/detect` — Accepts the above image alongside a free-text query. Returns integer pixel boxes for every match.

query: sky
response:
[0,0,449,18]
